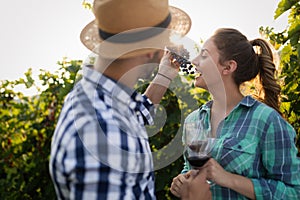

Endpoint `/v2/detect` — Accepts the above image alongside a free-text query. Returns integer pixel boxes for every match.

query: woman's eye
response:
[199,50,208,59]
[200,53,207,59]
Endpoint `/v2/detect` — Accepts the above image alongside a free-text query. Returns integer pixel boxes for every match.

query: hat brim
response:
[80,6,191,59]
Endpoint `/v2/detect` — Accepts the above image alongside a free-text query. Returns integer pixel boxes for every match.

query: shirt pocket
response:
[219,137,257,176]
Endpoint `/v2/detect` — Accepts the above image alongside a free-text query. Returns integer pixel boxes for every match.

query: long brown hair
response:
[212,28,281,114]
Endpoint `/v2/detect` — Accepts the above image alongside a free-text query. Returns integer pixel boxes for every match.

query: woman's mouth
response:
[196,73,202,78]
[195,69,202,78]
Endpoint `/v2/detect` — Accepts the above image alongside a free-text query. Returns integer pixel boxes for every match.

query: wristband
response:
[157,73,172,81]
[152,74,171,87]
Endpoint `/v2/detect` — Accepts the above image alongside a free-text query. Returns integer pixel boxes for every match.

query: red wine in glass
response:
[186,140,211,168]
[187,155,211,168]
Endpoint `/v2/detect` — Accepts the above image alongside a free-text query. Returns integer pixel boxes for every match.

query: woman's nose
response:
[192,54,201,66]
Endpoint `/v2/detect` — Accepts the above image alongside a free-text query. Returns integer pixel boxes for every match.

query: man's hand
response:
[157,48,180,81]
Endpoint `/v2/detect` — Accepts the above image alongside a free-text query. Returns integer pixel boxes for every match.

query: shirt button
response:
[129,102,136,109]
[135,94,143,101]
[126,174,135,186]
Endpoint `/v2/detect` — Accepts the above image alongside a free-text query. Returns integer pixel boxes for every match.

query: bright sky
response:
[0,0,288,83]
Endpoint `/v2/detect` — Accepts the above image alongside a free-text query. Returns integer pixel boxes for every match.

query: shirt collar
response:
[82,65,144,106]
[239,95,257,107]
[199,95,257,114]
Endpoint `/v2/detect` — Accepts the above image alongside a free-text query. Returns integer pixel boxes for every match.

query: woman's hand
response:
[202,158,232,187]
[171,170,212,200]
[170,173,188,197]
[203,158,255,199]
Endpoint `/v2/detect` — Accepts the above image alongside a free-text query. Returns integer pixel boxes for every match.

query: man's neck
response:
[93,57,143,89]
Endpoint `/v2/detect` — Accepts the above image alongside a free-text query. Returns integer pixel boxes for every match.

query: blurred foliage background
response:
[0,0,299,199]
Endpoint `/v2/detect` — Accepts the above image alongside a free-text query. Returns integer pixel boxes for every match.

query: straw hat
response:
[80,0,191,58]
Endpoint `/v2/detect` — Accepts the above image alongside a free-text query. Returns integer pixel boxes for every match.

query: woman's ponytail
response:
[250,39,281,114]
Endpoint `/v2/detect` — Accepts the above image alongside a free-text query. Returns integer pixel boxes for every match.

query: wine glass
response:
[183,121,218,184]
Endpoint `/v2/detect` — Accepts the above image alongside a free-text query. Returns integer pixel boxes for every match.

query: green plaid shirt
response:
[181,96,300,199]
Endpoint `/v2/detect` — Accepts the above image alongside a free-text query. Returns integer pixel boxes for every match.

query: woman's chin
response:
[194,76,208,89]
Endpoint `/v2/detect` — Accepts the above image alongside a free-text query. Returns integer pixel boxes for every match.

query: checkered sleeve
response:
[252,114,300,199]
[141,94,155,125]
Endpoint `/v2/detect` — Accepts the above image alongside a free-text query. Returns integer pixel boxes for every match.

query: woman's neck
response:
[211,85,244,117]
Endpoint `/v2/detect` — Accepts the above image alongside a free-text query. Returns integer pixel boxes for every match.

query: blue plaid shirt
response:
[182,96,300,199]
[49,65,156,199]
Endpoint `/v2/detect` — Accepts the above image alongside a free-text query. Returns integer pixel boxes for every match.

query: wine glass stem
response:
[207,180,215,186]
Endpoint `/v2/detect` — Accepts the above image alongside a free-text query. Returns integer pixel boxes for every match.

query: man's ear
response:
[222,60,237,75]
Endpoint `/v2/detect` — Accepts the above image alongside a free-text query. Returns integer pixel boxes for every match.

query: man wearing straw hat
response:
[49,0,211,199]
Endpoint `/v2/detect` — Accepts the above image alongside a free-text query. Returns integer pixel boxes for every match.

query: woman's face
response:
[192,38,224,90]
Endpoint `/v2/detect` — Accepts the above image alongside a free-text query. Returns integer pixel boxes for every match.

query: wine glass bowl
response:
[183,121,217,169]
[184,138,217,168]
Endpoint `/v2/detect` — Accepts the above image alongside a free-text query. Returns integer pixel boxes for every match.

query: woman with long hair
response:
[170,28,300,199]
